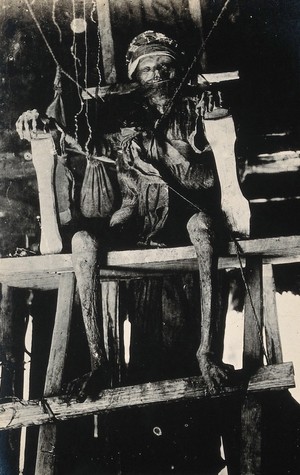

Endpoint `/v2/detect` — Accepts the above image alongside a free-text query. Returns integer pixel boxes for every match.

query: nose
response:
[153,68,161,80]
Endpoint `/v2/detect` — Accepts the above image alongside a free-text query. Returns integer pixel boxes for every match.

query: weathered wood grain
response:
[96,0,117,83]
[1,237,300,290]
[263,264,283,364]
[243,257,264,372]
[241,395,262,475]
[0,363,294,432]
[30,134,62,255]
[35,272,75,475]
[242,256,263,475]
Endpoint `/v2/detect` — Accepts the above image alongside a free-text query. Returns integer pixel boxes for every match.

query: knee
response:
[72,230,99,255]
[187,212,213,241]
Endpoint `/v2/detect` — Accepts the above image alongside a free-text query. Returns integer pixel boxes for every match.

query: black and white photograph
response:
[1,1,300,474]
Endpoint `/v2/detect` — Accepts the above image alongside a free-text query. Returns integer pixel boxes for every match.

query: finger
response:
[208,92,214,112]
[16,114,25,140]
[218,91,223,108]
[31,109,39,136]
[24,120,31,142]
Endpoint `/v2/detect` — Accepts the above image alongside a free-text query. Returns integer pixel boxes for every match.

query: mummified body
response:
[16,31,235,395]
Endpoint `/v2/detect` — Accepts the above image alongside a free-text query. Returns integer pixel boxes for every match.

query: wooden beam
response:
[263,264,283,365]
[228,236,300,257]
[188,0,207,70]
[243,256,264,372]
[242,256,263,475]
[0,363,294,432]
[81,82,139,100]
[96,0,117,84]
[1,238,300,289]
[35,273,76,475]
[241,395,263,475]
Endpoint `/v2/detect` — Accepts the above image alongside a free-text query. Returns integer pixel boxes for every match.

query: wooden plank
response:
[0,274,60,290]
[101,281,121,383]
[243,256,264,372]
[204,114,250,236]
[242,257,264,475]
[241,395,262,475]
[34,273,75,475]
[263,264,283,364]
[0,285,21,475]
[228,236,300,256]
[1,238,300,288]
[96,0,117,84]
[188,0,207,70]
[30,134,62,255]
[81,82,139,100]
[0,363,294,432]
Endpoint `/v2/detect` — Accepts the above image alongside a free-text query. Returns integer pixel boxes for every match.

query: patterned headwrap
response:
[126,30,180,79]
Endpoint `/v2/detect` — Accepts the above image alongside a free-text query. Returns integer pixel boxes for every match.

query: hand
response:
[199,90,228,120]
[16,109,42,142]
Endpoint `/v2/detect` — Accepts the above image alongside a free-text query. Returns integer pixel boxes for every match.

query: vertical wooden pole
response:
[30,134,63,255]
[34,273,75,475]
[263,264,283,364]
[101,281,121,385]
[0,285,22,475]
[188,0,207,70]
[243,257,264,372]
[96,0,117,84]
[241,257,263,475]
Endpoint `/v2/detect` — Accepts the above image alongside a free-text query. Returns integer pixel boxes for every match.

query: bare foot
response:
[197,353,235,395]
[64,364,111,403]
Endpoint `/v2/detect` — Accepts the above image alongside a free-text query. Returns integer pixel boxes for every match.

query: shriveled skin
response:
[187,212,234,394]
[70,231,111,400]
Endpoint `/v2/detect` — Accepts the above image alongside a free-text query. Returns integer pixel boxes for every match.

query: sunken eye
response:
[141,66,151,73]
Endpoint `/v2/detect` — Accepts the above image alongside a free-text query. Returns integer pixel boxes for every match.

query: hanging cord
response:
[232,238,271,366]
[83,0,93,153]
[52,0,62,43]
[71,0,84,142]
[153,0,233,133]
[23,0,95,101]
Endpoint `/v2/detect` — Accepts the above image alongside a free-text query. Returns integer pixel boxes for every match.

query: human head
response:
[126,30,181,83]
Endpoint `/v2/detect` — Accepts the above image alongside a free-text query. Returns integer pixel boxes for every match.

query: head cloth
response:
[126,31,180,79]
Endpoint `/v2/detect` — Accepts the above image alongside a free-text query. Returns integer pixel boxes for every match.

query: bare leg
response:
[69,230,110,400]
[187,212,233,393]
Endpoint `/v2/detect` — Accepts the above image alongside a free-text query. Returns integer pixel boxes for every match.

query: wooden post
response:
[203,115,250,237]
[0,285,19,475]
[101,281,121,384]
[34,273,75,475]
[30,133,62,255]
[263,264,283,364]
[188,0,207,70]
[241,257,264,475]
[96,0,117,84]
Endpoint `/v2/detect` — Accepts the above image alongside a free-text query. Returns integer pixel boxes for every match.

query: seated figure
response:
[16,30,242,396]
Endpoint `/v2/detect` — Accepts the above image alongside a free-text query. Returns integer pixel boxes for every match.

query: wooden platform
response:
[1,236,300,289]
[0,362,294,432]
[1,235,299,475]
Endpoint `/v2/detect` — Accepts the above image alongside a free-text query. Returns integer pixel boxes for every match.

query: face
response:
[135,54,177,85]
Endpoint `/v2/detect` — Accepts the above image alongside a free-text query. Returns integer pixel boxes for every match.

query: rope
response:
[232,237,271,366]
[52,0,62,43]
[23,0,95,101]
[83,0,93,153]
[71,0,84,142]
